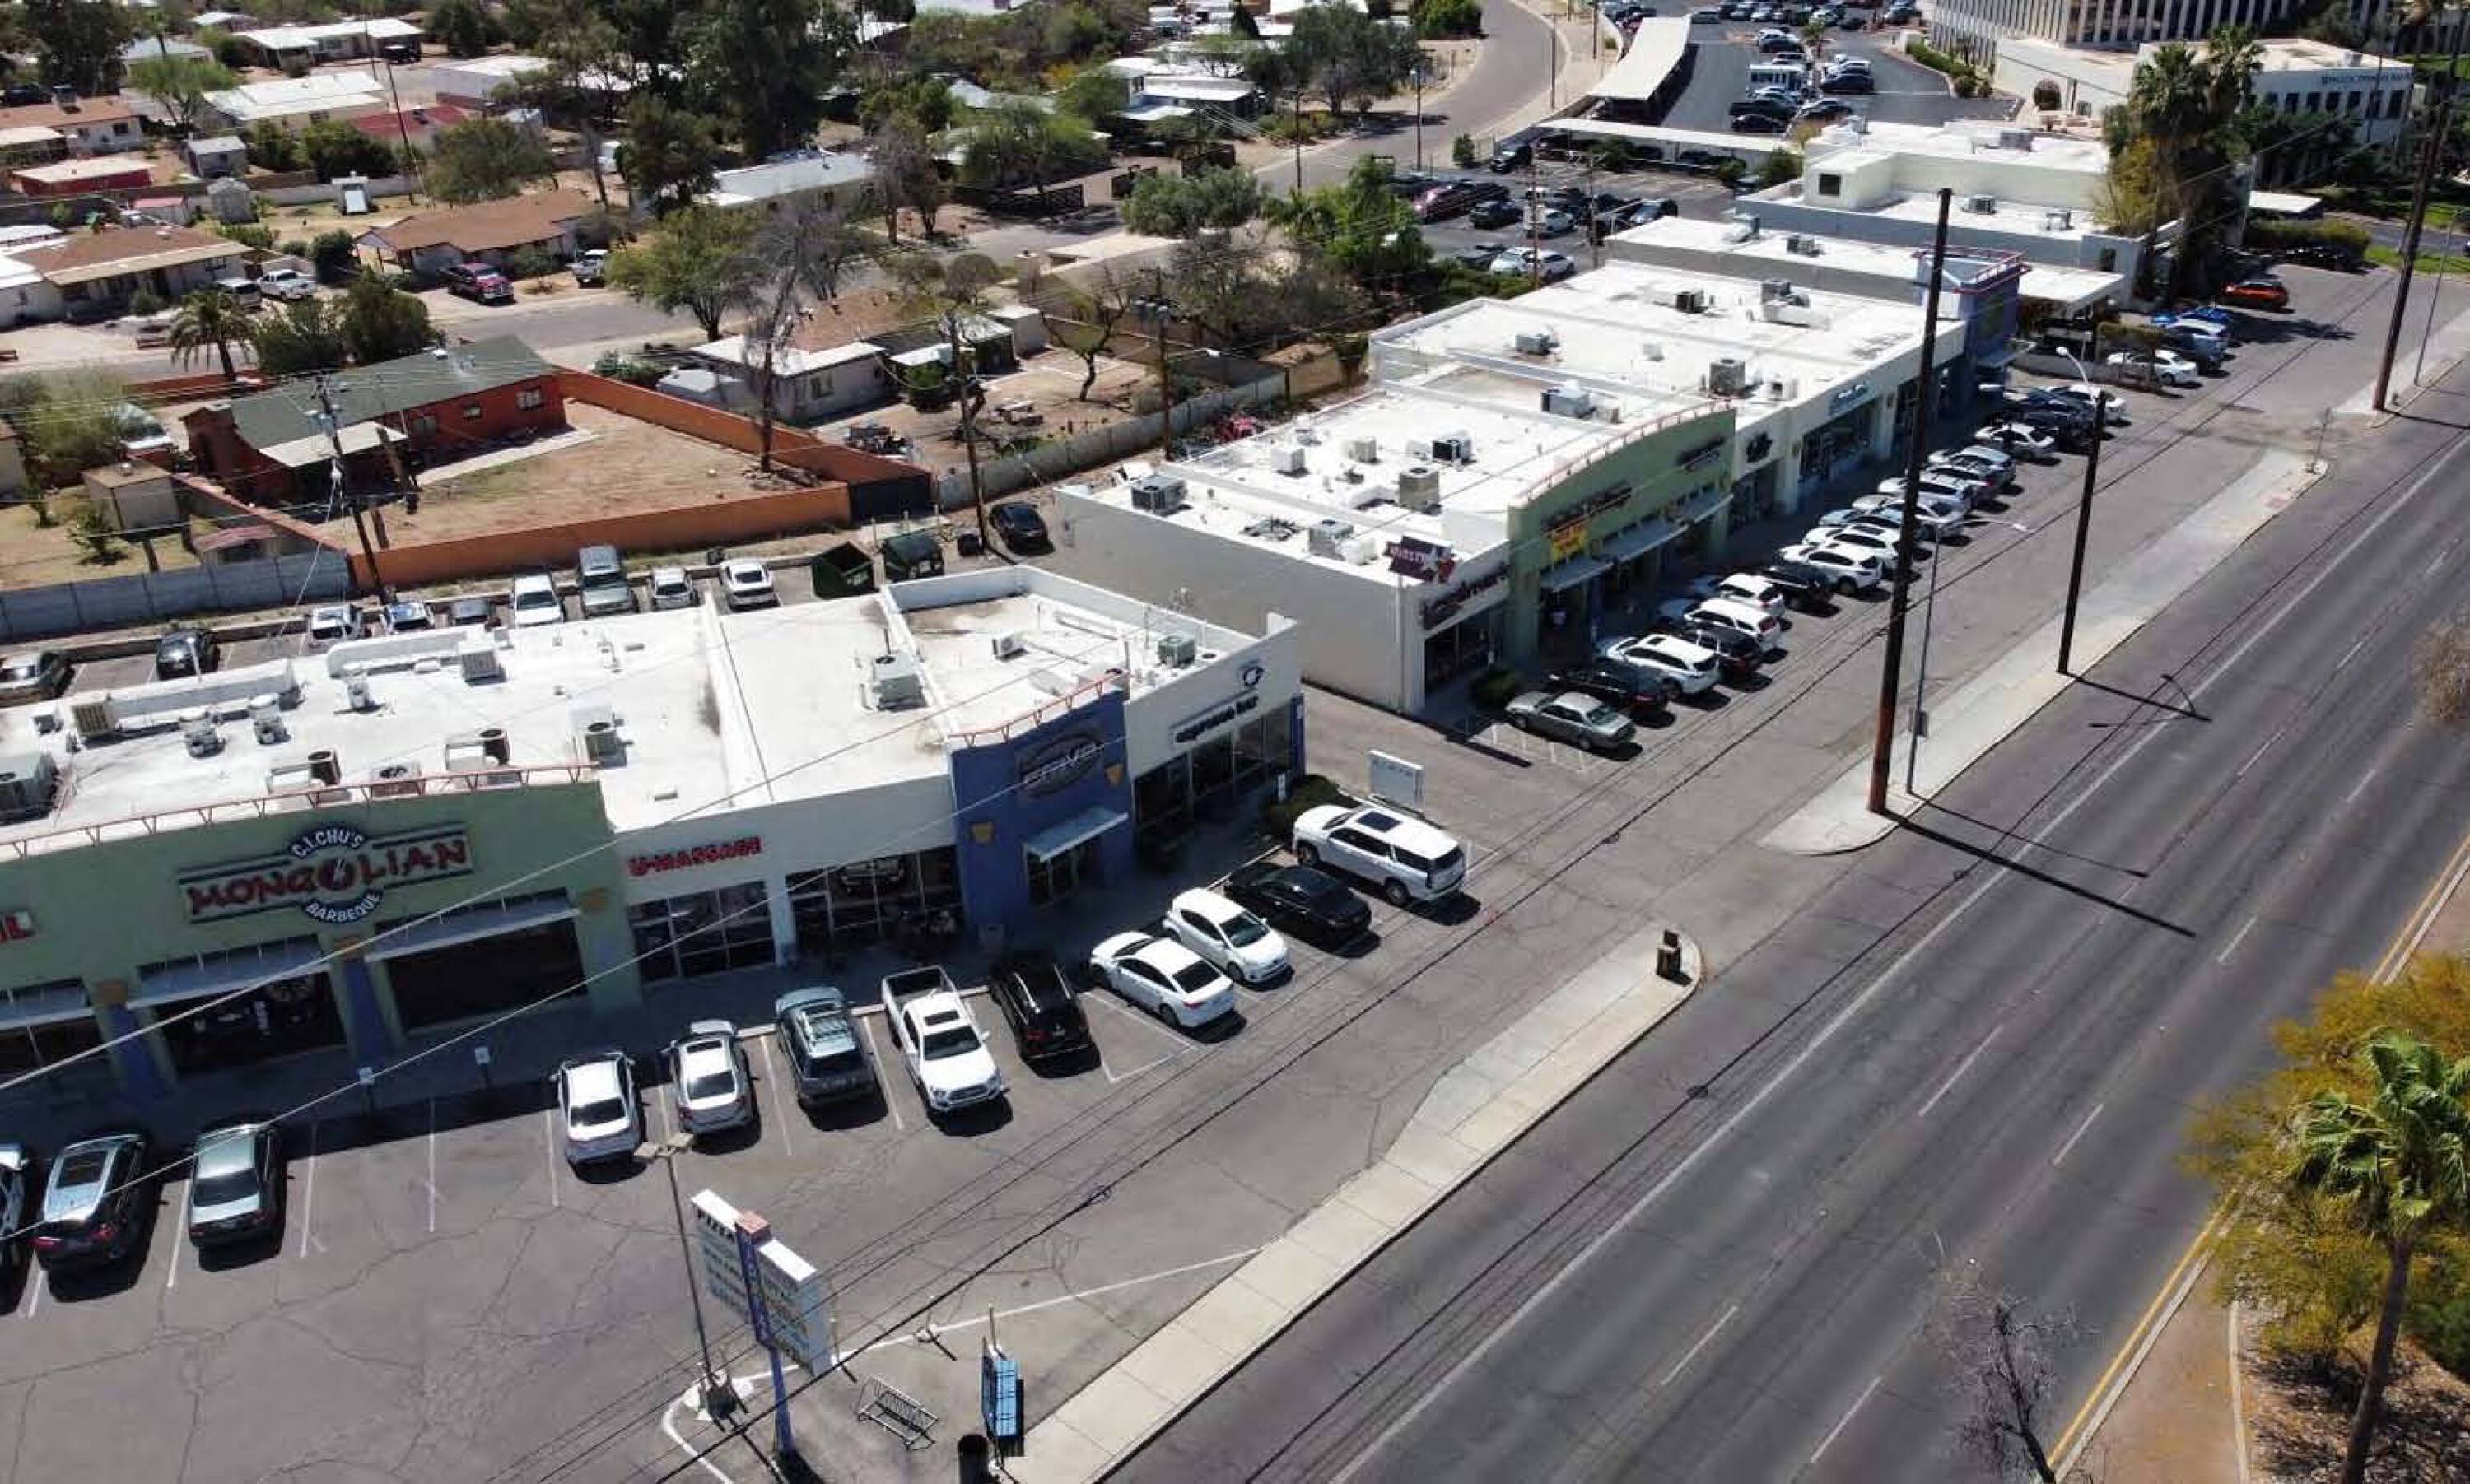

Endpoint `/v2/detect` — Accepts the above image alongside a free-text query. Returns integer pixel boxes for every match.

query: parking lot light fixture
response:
[647,1134,734,1419]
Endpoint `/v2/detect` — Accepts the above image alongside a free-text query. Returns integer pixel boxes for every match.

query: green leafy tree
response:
[425,118,557,204]
[2110,26,2260,299]
[26,0,131,94]
[1410,0,1480,39]
[1232,2,1261,38]
[242,120,303,172]
[299,119,398,180]
[1056,65,1128,124]
[68,502,123,564]
[428,0,494,58]
[500,0,626,207]
[961,100,1108,207]
[684,0,855,159]
[859,75,953,134]
[168,286,251,383]
[339,276,436,362]
[1284,3,1421,119]
[736,198,881,468]
[617,95,723,215]
[606,205,760,339]
[125,53,237,135]
[198,28,252,70]
[2289,1033,2470,1484]
[1451,131,1475,168]
[249,297,350,377]
[1120,165,1265,237]
[0,370,128,486]
[1755,147,1802,188]
[1265,155,1427,286]
[308,228,353,279]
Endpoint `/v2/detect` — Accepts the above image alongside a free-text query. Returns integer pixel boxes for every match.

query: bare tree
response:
[739,198,871,472]
[1050,266,1137,402]
[1929,1274,2080,1482]
[2415,616,2470,727]
[867,118,945,245]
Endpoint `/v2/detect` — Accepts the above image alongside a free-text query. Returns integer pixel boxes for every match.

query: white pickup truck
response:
[880,967,1006,1114]
[257,267,318,301]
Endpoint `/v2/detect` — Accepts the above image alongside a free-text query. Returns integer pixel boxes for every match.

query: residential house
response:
[704,151,874,215]
[226,18,423,68]
[183,337,566,505]
[428,53,552,109]
[202,72,389,134]
[356,188,596,277]
[12,154,155,198]
[0,95,142,163]
[12,224,246,319]
[184,134,248,179]
[347,104,468,154]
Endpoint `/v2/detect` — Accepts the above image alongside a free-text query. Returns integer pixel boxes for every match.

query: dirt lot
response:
[383,400,792,543]
[0,500,201,588]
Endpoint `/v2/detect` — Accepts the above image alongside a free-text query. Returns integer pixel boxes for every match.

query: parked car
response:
[2278,242,2360,272]
[1456,239,1511,267]
[0,1144,28,1268]
[1690,7,1723,21]
[188,1120,282,1247]
[554,1051,641,1165]
[667,1021,754,1136]
[2045,383,2128,422]
[257,267,317,301]
[1468,198,1522,229]
[448,594,494,627]
[986,956,1095,1062]
[1809,522,1913,566]
[1820,69,1875,93]
[2220,276,2290,310]
[1731,111,1790,134]
[1089,931,1239,1028]
[990,500,1051,552]
[154,626,220,678]
[509,572,564,627]
[1489,247,1577,281]
[1507,690,1638,751]
[648,566,697,610]
[1754,558,1839,609]
[1927,452,2011,493]
[442,261,513,304]
[1223,862,1372,946]
[1776,542,1885,593]
[1647,615,1768,679]
[1974,422,2057,458]
[34,1131,151,1271]
[1838,496,1964,539]
[1531,207,1577,236]
[576,542,636,618]
[1600,632,1720,695]
[571,249,609,286]
[1545,658,1676,714]
[720,558,777,610]
[1292,803,1468,905]
[1797,99,1857,122]
[882,966,1006,1113]
[1659,595,1781,651]
[0,649,68,704]
[1684,571,1787,619]
[1489,139,1533,172]
[774,987,878,1103]
[1163,886,1291,984]
[2106,350,2199,388]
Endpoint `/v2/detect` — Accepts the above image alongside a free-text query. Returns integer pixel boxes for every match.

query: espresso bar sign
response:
[182,823,474,925]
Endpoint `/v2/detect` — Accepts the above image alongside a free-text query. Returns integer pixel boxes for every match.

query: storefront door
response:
[384,919,585,1030]
[1027,838,1098,906]
[152,970,346,1077]
[629,881,776,982]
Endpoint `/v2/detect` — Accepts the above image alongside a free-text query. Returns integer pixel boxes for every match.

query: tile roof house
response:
[357,188,597,277]
[183,337,568,505]
[0,95,142,160]
[347,104,470,153]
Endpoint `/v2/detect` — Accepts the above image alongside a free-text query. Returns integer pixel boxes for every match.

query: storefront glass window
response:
[1233,713,1279,789]
[781,847,959,957]
[136,937,344,1075]
[630,881,776,983]
[1135,756,1194,834]
[0,979,100,1078]
[375,892,584,1030]
[1027,838,1098,906]
[1423,610,1497,691]
[1191,732,1237,814]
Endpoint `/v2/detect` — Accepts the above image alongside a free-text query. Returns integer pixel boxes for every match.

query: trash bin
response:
[956,1435,993,1484]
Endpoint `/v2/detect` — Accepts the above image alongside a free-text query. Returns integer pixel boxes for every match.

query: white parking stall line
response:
[1084,989,1194,1058]
[296,1120,321,1256]
[21,1264,38,1316]
[165,1179,190,1291]
[859,1248,1261,1356]
[757,1036,796,1157]
[541,1108,560,1209]
[856,1019,905,1132]
[654,1082,676,1145]
[2052,1102,2106,1168]
[426,1097,437,1235]
[1809,1375,1884,1467]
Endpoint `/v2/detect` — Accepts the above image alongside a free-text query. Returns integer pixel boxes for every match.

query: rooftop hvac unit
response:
[1307,517,1356,557]
[179,706,220,757]
[1708,356,1750,396]
[367,760,424,798]
[1764,376,1799,401]
[1428,432,1473,464]
[1719,218,1757,244]
[1130,473,1187,514]
[991,630,1029,660]
[870,652,925,709]
[0,752,58,823]
[344,663,374,711]
[1396,463,1442,512]
[249,692,285,745]
[1541,384,1596,420]
[1157,631,1199,667]
[1270,441,1307,475]
[571,705,625,764]
[1672,288,1708,314]
[2042,207,2072,231]
[68,695,114,741]
[1966,193,1998,214]
[457,636,502,683]
[1345,435,1380,463]
[1996,128,2034,151]
[1512,328,1559,356]
[1760,277,1795,302]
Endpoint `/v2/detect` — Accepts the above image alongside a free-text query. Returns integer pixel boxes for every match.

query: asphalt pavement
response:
[1113,325,2470,1475]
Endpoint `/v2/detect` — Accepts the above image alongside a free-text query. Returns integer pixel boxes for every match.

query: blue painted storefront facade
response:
[949,689,1139,935]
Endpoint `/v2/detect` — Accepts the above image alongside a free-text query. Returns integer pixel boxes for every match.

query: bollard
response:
[1655,929,1685,984]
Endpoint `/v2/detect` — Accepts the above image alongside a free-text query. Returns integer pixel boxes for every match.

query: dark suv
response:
[989,956,1093,1063]
[1545,659,1675,714]
[1648,616,1766,678]
[154,626,220,679]
[35,1131,151,1272]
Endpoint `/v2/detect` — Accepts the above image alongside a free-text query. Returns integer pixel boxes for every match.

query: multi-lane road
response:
[1116,337,2470,1474]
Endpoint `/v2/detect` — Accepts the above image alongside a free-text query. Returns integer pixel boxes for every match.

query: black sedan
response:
[1224,862,1373,947]
[1754,559,1838,612]
[987,956,1093,1063]
[990,501,1051,552]
[1545,659,1675,715]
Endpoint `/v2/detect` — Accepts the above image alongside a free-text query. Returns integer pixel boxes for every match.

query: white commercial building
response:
[1996,35,2414,144]
[1737,119,2174,289]
[1606,212,2120,314]
[1922,0,2412,61]
[704,151,875,212]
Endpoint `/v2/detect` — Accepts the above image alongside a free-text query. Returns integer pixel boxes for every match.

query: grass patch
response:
[2368,243,2470,273]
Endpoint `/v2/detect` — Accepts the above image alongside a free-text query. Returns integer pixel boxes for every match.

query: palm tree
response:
[2289,1030,2470,1484]
[167,286,249,384]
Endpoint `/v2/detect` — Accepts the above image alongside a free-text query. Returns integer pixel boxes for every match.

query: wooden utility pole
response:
[315,375,392,602]
[1866,188,1953,816]
[2374,26,2467,410]
[946,311,989,551]
[1151,267,1178,458]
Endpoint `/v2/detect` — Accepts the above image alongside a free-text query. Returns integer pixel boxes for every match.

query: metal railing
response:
[948,669,1128,751]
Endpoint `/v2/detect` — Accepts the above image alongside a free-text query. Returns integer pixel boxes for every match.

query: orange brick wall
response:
[348,481,853,589]
[555,370,930,497]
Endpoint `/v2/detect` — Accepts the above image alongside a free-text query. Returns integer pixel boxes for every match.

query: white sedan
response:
[1089,932,1238,1029]
[1163,887,1290,985]
[720,559,777,611]
[1974,422,2057,457]
[1683,572,1786,619]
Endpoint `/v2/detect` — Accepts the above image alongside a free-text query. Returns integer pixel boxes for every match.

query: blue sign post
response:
[734,1219,797,1462]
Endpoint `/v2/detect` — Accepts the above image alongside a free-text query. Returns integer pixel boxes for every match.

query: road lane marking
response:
[757,1036,795,1158]
[1809,1375,1883,1466]
[856,1019,904,1132]
[2234,725,2286,779]
[2344,765,2380,807]
[296,1120,319,1257]
[165,1180,189,1291]
[860,1249,1261,1355]
[426,1098,437,1235]
[2053,1204,2235,1472]
[2216,914,2258,965]
[541,1109,560,1208]
[1916,1024,2002,1119]
[2052,1102,2106,1168]
[2337,635,2369,670]
[1661,1304,1738,1387]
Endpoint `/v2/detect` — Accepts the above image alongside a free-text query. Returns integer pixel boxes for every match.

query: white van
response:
[212,274,261,310]
[1746,62,1808,92]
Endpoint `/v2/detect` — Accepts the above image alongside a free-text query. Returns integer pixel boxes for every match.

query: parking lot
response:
[1661,17,2015,135]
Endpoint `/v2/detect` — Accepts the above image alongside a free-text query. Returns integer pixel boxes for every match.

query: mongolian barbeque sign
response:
[179,822,476,925]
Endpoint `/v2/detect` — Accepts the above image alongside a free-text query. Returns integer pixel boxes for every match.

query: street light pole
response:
[2055,349,2101,676]
[314,374,392,603]
[652,1134,734,1421]
[2374,25,2467,410]
[1866,188,1954,817]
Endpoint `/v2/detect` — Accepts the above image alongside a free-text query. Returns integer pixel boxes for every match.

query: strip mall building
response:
[0,567,1299,1096]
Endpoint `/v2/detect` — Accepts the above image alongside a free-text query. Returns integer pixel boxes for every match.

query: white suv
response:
[509,572,564,627]
[1602,632,1719,694]
[1292,804,1466,905]
[554,1051,641,1165]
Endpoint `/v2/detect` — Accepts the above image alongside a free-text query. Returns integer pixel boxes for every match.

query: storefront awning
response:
[131,938,327,1010]
[0,982,91,1032]
[1599,519,1678,564]
[1023,805,1128,863]
[1540,553,1610,593]
[367,895,576,962]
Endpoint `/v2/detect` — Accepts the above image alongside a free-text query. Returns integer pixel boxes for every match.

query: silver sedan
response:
[1505,691,1637,751]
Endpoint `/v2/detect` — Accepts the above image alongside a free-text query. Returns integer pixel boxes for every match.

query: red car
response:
[2219,277,2289,311]
[442,260,512,304]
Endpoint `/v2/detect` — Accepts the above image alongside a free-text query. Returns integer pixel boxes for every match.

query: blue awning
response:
[1023,806,1127,863]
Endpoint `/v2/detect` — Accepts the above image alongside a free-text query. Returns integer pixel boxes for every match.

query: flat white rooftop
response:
[1609,215,2122,312]
[1811,119,2113,176]
[897,585,1254,742]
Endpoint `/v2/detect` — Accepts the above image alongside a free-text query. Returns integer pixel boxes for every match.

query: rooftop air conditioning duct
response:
[1270,442,1307,475]
[1157,632,1198,666]
[180,707,220,757]
[991,630,1029,660]
[1396,464,1442,511]
[1708,356,1750,396]
[1512,328,1559,356]
[1307,518,1356,557]
[367,760,424,798]
[0,752,59,822]
[1541,385,1596,420]
[1966,193,1998,214]
[249,692,285,745]
[870,652,925,709]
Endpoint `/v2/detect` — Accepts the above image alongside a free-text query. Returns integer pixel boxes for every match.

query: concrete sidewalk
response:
[1764,449,2318,856]
[1019,923,1703,1481]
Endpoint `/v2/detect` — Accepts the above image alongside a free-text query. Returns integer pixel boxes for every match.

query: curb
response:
[1020,923,1706,1480]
